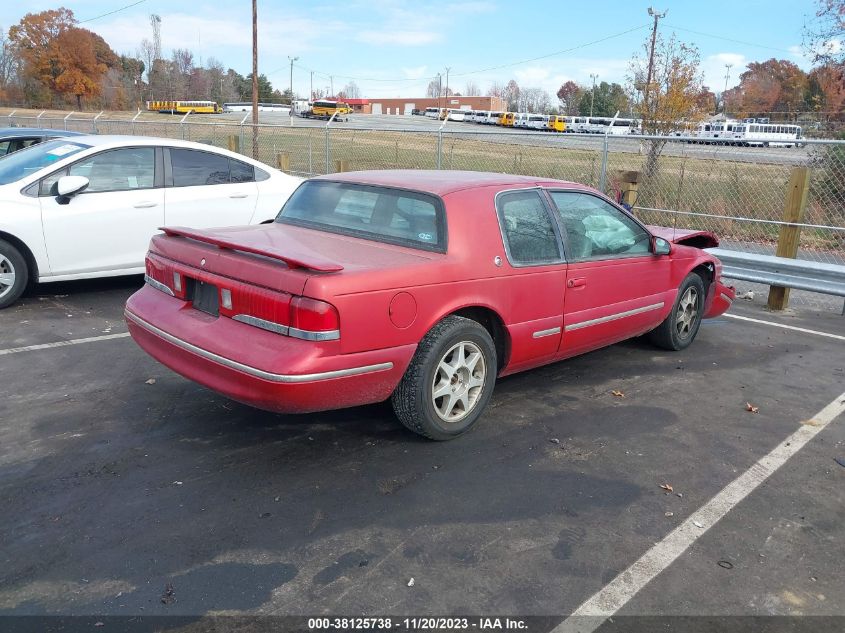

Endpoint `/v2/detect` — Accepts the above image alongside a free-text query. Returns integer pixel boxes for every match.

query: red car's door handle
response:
[567,277,586,289]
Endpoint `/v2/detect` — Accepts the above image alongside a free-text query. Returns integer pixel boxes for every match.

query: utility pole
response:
[310,71,314,101]
[251,0,259,158]
[437,73,442,111]
[330,76,334,98]
[723,63,733,114]
[445,67,451,101]
[288,55,298,104]
[590,73,598,117]
[644,7,667,119]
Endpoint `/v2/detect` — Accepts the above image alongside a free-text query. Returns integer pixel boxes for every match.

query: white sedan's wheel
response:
[0,239,28,309]
[0,254,16,300]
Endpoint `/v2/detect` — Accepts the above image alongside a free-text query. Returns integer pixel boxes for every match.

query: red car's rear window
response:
[276,181,447,253]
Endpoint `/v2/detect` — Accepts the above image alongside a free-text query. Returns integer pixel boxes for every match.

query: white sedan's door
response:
[40,147,164,276]
[164,148,258,227]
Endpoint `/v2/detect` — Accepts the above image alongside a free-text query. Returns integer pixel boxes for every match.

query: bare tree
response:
[521,87,551,113]
[0,27,20,95]
[464,80,480,96]
[629,32,706,175]
[426,78,440,98]
[343,81,360,99]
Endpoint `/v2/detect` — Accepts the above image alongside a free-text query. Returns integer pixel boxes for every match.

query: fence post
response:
[92,111,103,133]
[334,159,348,173]
[767,166,811,311]
[598,133,609,193]
[276,152,290,173]
[325,127,331,174]
[436,130,442,169]
[63,111,74,130]
[227,135,240,153]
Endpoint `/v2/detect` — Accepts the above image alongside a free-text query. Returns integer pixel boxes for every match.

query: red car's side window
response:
[496,189,562,266]
[548,191,651,261]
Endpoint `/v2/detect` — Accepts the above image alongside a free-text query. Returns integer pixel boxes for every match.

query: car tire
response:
[648,273,706,351]
[391,315,497,440]
[0,240,29,310]
[0,239,28,310]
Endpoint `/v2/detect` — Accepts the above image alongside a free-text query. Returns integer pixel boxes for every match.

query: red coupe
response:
[125,171,735,440]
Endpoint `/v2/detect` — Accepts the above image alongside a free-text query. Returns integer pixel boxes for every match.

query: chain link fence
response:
[4,109,844,310]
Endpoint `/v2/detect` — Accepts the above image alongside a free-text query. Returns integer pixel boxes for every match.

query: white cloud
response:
[91,12,346,58]
[356,30,441,46]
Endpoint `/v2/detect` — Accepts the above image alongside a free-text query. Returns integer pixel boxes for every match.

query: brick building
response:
[344,96,507,115]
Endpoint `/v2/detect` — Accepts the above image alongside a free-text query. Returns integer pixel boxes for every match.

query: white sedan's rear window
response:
[277,181,446,252]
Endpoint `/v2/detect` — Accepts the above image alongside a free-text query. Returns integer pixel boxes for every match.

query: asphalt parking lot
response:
[1,276,844,631]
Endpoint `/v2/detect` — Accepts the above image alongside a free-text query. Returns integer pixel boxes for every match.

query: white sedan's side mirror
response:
[56,175,90,199]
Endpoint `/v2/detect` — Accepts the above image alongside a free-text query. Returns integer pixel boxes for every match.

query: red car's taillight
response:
[289,297,340,341]
[144,256,187,299]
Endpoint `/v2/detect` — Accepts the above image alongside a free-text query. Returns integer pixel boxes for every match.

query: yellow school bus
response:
[499,112,516,127]
[146,100,222,114]
[547,115,566,132]
[308,100,352,119]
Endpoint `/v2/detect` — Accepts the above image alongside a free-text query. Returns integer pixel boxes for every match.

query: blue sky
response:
[1,0,826,98]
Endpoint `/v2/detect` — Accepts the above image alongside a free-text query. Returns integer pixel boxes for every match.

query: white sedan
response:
[0,135,302,308]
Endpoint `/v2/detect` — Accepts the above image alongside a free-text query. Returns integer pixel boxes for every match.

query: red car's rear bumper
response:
[125,286,415,414]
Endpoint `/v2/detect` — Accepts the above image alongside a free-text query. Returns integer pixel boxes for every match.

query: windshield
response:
[277,181,447,252]
[0,140,90,186]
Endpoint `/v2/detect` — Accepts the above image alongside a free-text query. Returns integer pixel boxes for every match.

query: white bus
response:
[586,117,640,134]
[564,116,589,133]
[482,111,504,125]
[222,102,289,113]
[731,120,803,147]
[446,109,467,121]
[525,114,549,130]
[471,110,488,123]
[424,107,442,119]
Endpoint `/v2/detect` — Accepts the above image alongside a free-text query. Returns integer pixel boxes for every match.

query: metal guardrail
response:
[708,248,845,309]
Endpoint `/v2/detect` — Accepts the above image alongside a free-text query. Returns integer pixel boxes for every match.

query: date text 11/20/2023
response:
[307,617,530,630]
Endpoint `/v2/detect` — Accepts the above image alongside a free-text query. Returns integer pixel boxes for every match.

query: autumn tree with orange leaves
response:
[629,32,709,175]
[9,8,117,108]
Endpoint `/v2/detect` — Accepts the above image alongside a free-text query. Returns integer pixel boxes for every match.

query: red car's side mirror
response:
[653,236,671,256]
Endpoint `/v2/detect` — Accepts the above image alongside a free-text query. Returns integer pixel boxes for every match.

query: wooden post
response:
[767,166,811,311]
[613,170,640,211]
[334,159,348,173]
[276,152,290,173]
[227,134,240,153]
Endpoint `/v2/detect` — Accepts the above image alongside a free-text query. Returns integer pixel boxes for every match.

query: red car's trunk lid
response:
[149,223,437,297]
[160,226,344,271]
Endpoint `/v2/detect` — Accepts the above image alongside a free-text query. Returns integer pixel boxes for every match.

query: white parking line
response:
[554,390,845,633]
[0,332,131,356]
[725,313,845,342]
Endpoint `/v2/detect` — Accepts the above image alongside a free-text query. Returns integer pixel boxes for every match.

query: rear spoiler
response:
[160,227,344,272]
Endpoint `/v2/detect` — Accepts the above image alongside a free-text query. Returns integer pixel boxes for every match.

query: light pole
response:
[288,56,298,103]
[251,0,258,158]
[590,73,598,117]
[723,63,733,114]
[445,67,451,101]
